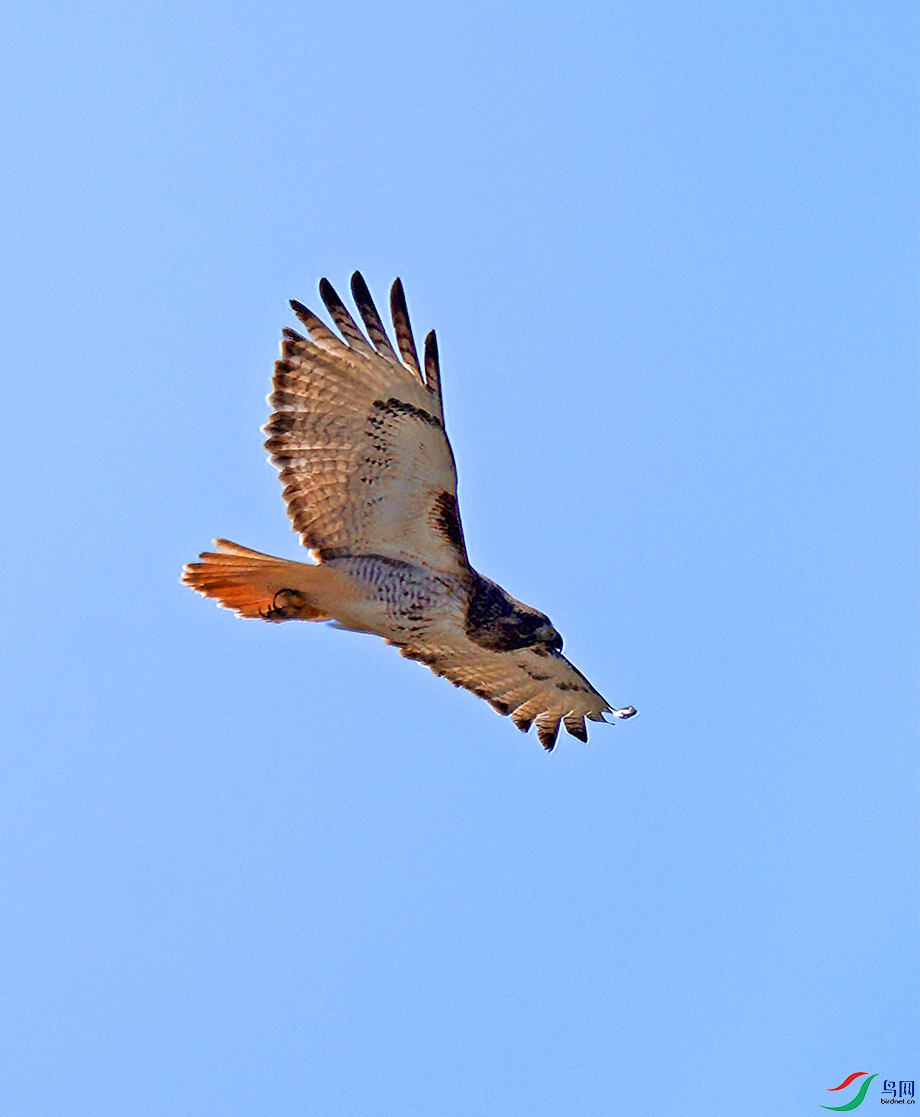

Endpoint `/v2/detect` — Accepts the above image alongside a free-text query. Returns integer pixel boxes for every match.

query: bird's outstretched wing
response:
[264,273,467,576]
[397,628,635,750]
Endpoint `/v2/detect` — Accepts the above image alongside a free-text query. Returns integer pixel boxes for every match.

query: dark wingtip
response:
[424,329,438,366]
[538,724,560,751]
[349,271,398,358]
[288,298,331,337]
[423,329,442,409]
[389,277,422,376]
[350,270,371,302]
[318,277,348,321]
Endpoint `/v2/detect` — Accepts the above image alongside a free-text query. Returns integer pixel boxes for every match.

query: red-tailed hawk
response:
[182,274,636,749]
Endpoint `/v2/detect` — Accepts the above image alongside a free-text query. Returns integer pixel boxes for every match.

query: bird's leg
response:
[260,588,312,622]
[611,706,638,719]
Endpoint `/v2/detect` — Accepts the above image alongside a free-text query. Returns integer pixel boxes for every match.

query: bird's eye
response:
[533,623,563,651]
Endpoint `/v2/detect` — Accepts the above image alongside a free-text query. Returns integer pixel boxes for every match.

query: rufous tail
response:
[181,539,335,621]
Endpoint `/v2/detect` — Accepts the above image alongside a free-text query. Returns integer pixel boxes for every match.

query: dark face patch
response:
[465,572,561,653]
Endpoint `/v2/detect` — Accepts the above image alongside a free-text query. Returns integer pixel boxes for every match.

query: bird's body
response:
[183,274,635,749]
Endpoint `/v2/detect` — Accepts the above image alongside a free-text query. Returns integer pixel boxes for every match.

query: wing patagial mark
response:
[432,491,466,556]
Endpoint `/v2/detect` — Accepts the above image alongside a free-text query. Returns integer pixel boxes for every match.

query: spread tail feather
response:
[182,539,336,620]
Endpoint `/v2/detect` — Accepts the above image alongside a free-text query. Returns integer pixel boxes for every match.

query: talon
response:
[612,706,637,719]
[262,587,307,621]
[271,590,292,618]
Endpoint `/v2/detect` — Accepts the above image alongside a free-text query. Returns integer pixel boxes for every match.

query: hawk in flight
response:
[182,274,636,749]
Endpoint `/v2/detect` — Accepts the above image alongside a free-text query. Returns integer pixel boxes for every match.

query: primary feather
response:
[182,273,635,749]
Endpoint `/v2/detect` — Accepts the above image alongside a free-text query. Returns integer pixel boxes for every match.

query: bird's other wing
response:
[264,272,466,576]
[396,629,624,750]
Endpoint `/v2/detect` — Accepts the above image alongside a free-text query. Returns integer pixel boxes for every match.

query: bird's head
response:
[531,620,564,652]
[465,573,564,653]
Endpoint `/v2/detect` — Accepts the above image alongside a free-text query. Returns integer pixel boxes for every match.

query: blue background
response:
[1,2,916,1113]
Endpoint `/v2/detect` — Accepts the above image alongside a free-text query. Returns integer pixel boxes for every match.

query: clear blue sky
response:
[1,2,915,1114]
